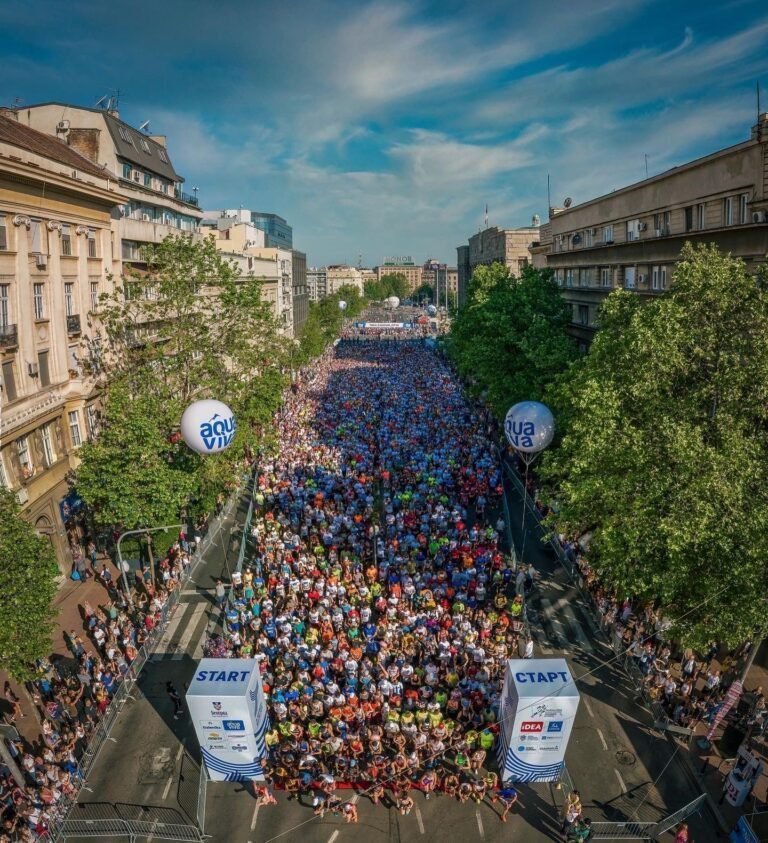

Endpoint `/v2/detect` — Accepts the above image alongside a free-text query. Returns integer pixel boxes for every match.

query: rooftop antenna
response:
[484,203,489,229]
[357,253,362,269]
[758,80,762,142]
[645,154,649,179]
[547,174,551,215]
[138,120,150,133]
[95,95,109,109]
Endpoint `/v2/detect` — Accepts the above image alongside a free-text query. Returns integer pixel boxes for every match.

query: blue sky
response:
[2,0,767,266]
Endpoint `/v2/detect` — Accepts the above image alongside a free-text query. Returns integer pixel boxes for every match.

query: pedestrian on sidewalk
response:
[4,683,23,722]
[166,682,184,719]
[215,580,227,610]
[562,789,582,838]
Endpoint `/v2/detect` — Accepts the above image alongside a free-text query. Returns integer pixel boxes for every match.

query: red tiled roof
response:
[0,114,115,180]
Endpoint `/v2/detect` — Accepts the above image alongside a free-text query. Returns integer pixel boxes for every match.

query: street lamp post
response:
[117,523,183,608]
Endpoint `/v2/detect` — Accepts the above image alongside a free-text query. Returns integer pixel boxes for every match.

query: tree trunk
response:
[145,534,156,591]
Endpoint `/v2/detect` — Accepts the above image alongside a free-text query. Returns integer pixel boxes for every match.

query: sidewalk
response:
[0,492,242,753]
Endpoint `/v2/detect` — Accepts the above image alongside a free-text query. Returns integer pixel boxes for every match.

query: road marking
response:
[614,768,627,794]
[596,728,608,751]
[415,804,425,834]
[475,808,485,838]
[155,602,194,653]
[161,745,184,800]
[171,602,209,660]
[583,698,595,718]
[328,832,340,843]
[250,803,259,830]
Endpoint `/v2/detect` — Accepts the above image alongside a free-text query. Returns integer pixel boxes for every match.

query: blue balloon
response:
[504,401,555,454]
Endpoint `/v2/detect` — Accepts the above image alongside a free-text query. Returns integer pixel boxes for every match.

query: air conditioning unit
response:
[56,120,70,133]
[35,253,47,269]
[16,488,29,505]
[638,222,647,231]
[27,362,39,377]
[753,211,766,223]
[142,213,151,222]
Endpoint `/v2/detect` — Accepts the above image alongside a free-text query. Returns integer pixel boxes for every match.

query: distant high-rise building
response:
[250,212,292,249]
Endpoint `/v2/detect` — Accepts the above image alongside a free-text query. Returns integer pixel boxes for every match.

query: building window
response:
[161,181,168,194]
[86,405,99,438]
[0,284,9,327]
[64,282,75,316]
[158,149,168,163]
[40,423,56,468]
[33,283,45,320]
[144,172,152,188]
[0,214,8,250]
[37,350,50,387]
[684,206,693,232]
[603,224,614,243]
[723,197,733,226]
[87,230,97,258]
[696,203,705,230]
[626,219,640,241]
[1,360,16,401]
[740,193,749,224]
[652,265,668,291]
[578,304,589,326]
[0,455,7,488]
[140,139,151,154]
[600,268,611,287]
[68,411,82,447]
[90,280,99,311]
[60,224,72,256]
[16,436,33,478]
[584,228,593,247]
[654,212,670,236]
[565,269,574,288]
[118,126,131,143]
[624,267,636,289]
[122,162,132,179]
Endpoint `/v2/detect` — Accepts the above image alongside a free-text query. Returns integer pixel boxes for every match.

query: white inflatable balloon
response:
[504,401,555,454]
[181,399,237,455]
[338,300,347,311]
[427,304,437,316]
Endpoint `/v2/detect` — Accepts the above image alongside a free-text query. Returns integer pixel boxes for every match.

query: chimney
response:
[149,135,167,148]
[67,128,101,162]
[0,107,19,121]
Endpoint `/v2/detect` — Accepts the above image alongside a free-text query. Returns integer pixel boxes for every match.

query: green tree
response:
[379,273,409,300]
[449,263,576,415]
[79,235,287,526]
[540,244,768,649]
[364,279,385,301]
[0,490,60,681]
[413,283,434,303]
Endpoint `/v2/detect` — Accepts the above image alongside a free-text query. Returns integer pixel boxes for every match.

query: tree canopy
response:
[540,244,768,648]
[364,273,409,302]
[0,490,60,681]
[448,263,576,415]
[413,283,435,303]
[298,286,367,359]
[77,235,288,527]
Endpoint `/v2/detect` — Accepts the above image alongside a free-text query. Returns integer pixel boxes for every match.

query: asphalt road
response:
[68,417,717,843]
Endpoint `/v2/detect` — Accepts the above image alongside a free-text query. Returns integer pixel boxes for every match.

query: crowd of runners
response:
[210,341,547,824]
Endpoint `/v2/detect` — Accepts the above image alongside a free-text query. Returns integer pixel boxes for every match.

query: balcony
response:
[66,314,82,335]
[174,188,199,207]
[0,323,18,348]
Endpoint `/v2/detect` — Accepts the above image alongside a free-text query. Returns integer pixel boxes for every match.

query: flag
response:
[706,679,742,741]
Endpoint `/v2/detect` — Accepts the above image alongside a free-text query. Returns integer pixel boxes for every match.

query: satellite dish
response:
[139,120,150,132]
[95,95,108,108]
[563,197,573,208]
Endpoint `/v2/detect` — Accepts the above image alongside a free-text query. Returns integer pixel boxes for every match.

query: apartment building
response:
[307,267,327,302]
[375,259,422,291]
[546,114,768,349]
[17,102,203,271]
[327,265,364,296]
[291,250,309,336]
[0,113,125,574]
[250,247,295,335]
[456,223,541,306]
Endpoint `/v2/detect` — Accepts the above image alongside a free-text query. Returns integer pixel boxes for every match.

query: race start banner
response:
[186,659,269,782]
[497,658,580,782]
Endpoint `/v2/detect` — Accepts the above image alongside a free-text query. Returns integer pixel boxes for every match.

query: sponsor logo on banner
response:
[223,720,245,732]
[532,704,565,718]
[206,732,222,740]
[518,746,527,752]
[520,721,544,733]
[229,743,249,752]
[212,702,222,711]
[547,721,564,733]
